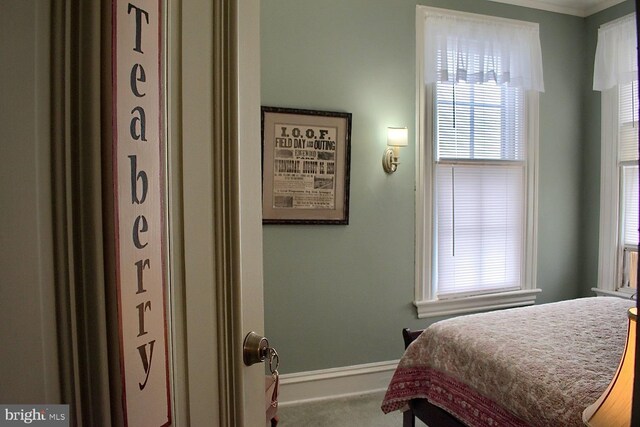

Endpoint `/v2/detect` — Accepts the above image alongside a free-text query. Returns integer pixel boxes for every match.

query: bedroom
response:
[1,0,637,424]
[260,0,639,423]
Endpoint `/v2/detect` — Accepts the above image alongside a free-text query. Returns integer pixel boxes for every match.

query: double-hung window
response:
[618,82,639,291]
[435,81,525,298]
[415,7,544,318]
[594,13,639,296]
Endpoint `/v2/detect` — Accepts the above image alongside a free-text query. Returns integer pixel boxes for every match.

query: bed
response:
[381,297,635,427]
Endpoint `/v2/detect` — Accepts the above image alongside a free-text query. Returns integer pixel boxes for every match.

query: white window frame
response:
[414,6,541,318]
[593,86,638,298]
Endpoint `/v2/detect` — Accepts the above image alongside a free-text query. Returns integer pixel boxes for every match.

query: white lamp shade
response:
[387,127,408,147]
[583,307,636,427]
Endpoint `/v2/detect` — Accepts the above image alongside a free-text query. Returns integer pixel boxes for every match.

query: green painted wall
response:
[581,1,636,296]
[262,0,631,374]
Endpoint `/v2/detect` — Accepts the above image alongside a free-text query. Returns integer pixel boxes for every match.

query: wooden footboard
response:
[402,328,423,349]
[401,328,466,427]
[405,399,467,427]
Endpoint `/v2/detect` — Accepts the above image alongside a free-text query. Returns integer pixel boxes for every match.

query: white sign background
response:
[113,1,171,425]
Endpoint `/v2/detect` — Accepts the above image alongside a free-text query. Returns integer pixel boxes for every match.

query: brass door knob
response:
[243,331,269,366]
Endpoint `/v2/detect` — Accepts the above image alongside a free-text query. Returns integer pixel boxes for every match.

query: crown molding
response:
[486,0,626,17]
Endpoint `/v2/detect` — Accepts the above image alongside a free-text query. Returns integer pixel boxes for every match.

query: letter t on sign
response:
[127,3,149,54]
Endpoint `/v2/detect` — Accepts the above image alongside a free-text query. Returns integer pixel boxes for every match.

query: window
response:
[596,81,639,295]
[620,82,639,290]
[593,13,638,297]
[435,81,526,297]
[415,7,543,318]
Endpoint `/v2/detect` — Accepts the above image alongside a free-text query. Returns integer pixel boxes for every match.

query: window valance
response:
[593,13,637,91]
[423,10,545,92]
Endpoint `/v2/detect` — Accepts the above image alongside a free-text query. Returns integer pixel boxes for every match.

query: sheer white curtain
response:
[423,10,545,92]
[593,13,637,91]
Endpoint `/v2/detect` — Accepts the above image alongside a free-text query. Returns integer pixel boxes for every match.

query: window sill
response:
[414,289,542,319]
[590,287,637,300]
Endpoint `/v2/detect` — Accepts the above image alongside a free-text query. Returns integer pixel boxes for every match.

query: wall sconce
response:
[382,127,408,174]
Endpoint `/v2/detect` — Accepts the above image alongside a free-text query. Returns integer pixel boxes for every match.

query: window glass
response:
[436,82,525,161]
[435,164,524,296]
[434,81,526,297]
[619,82,639,291]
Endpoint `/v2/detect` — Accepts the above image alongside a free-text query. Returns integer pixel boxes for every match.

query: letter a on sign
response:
[111,1,171,426]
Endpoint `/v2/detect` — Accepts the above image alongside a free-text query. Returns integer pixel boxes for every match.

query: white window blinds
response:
[623,165,639,246]
[619,81,639,162]
[435,80,526,297]
[435,164,524,296]
[436,82,525,161]
[620,81,639,248]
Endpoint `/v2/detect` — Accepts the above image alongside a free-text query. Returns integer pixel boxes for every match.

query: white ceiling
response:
[487,0,627,17]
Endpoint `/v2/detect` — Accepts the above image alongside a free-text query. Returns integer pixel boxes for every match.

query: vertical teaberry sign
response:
[112,1,171,426]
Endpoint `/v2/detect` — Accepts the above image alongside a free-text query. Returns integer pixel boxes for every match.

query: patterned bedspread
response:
[381,297,635,426]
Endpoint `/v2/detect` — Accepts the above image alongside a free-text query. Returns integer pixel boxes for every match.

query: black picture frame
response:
[261,106,352,224]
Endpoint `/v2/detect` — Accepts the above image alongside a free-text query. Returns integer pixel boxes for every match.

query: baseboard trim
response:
[278,360,399,407]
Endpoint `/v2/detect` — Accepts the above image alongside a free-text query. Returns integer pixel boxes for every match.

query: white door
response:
[235,1,269,425]
[171,0,266,425]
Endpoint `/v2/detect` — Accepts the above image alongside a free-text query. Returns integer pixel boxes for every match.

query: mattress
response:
[381,297,635,426]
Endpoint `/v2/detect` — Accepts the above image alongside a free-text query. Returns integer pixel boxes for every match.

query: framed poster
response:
[261,107,352,224]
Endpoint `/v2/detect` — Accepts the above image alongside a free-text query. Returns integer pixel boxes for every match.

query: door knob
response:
[243,331,269,366]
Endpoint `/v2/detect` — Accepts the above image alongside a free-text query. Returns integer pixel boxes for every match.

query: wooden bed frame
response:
[401,328,467,427]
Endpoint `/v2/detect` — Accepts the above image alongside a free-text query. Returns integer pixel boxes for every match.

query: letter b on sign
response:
[129,155,148,205]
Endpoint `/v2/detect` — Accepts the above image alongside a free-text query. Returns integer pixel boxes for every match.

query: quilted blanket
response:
[381,297,635,426]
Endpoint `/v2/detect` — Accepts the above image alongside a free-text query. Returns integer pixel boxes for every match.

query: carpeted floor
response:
[276,391,428,427]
